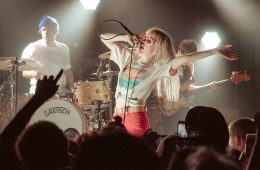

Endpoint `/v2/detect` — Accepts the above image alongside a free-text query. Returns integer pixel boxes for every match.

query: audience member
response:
[156,134,188,169]
[185,146,241,170]
[167,147,196,170]
[75,131,98,148]
[142,129,166,151]
[100,116,127,135]
[74,133,162,170]
[15,121,70,170]
[247,112,260,170]
[185,106,229,152]
[239,134,256,170]
[228,117,256,152]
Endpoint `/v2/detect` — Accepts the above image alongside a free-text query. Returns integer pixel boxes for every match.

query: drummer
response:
[21,15,74,94]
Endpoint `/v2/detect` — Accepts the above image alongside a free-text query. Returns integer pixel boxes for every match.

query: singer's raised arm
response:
[169,45,239,73]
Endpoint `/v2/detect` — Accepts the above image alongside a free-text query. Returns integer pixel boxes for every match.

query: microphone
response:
[119,22,135,36]
[118,21,140,44]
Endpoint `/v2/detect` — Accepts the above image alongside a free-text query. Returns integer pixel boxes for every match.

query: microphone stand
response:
[96,59,104,80]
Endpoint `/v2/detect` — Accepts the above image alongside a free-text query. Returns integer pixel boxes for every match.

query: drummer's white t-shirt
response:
[110,46,180,107]
[21,39,71,94]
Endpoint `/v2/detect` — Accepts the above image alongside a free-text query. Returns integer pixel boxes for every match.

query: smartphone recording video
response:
[245,134,256,157]
[177,120,187,137]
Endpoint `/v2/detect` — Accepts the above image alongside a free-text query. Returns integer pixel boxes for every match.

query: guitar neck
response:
[189,78,231,95]
[213,79,231,86]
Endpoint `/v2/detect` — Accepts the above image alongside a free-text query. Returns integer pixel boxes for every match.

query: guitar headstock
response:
[231,71,251,84]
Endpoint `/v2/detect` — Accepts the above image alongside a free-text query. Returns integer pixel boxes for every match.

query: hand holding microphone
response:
[131,35,141,45]
[117,21,141,47]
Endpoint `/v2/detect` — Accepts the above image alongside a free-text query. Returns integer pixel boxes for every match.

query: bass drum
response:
[29,99,87,140]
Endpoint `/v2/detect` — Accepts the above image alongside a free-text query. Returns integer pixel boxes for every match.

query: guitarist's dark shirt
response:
[179,65,193,84]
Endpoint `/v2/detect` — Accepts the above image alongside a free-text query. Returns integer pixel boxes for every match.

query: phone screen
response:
[245,134,256,156]
[177,121,187,137]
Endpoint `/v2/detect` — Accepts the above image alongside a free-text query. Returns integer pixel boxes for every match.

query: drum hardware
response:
[91,70,119,77]
[73,80,111,106]
[0,57,43,132]
[0,57,23,117]
[98,51,111,59]
[96,100,106,130]
[85,100,107,131]
[0,58,43,71]
[0,75,10,100]
[73,55,116,127]
[91,55,119,78]
[55,85,75,101]
[29,99,87,137]
[93,56,118,121]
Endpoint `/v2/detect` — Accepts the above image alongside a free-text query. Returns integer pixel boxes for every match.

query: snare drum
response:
[74,80,111,106]
[29,99,87,135]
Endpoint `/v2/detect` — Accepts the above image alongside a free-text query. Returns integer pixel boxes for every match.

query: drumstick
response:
[54,69,63,83]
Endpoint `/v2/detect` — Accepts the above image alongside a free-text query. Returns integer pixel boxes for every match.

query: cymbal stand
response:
[96,58,114,121]
[105,58,114,121]
[96,100,105,130]
[96,58,104,79]
[0,76,9,100]
[9,57,19,117]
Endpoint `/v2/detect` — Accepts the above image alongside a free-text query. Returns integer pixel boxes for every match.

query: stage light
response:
[80,0,100,10]
[201,32,221,49]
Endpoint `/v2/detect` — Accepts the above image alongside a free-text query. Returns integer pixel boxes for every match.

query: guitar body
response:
[158,94,189,116]
[158,79,194,116]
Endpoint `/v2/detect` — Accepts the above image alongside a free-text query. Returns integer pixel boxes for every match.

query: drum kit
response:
[0,52,118,140]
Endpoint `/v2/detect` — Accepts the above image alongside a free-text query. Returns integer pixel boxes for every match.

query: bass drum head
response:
[30,99,87,138]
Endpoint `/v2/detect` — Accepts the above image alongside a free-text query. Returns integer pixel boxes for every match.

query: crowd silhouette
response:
[0,69,259,170]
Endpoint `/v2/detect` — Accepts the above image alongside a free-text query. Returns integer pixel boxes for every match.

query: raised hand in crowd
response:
[34,69,63,101]
[1,69,63,143]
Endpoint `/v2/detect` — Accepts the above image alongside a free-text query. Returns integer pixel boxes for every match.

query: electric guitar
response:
[158,71,250,116]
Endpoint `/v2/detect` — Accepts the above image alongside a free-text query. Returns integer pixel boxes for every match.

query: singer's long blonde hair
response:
[145,27,180,102]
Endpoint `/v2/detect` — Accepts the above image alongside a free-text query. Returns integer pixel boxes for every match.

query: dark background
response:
[1,0,259,133]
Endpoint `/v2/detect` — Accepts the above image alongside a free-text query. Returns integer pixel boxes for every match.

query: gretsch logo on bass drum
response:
[44,107,71,117]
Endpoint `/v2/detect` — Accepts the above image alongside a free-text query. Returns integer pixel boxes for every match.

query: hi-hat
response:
[0,59,43,71]
[91,70,119,77]
[98,51,111,59]
[0,57,16,61]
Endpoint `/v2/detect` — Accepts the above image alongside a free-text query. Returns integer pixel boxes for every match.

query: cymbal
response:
[0,60,12,69]
[98,51,111,59]
[91,70,119,77]
[0,57,16,61]
[0,57,16,69]
[0,59,43,71]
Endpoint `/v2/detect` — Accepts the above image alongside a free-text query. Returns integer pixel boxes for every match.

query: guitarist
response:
[159,39,216,135]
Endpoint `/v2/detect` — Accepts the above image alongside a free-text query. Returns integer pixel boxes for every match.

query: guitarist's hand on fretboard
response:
[208,81,217,90]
